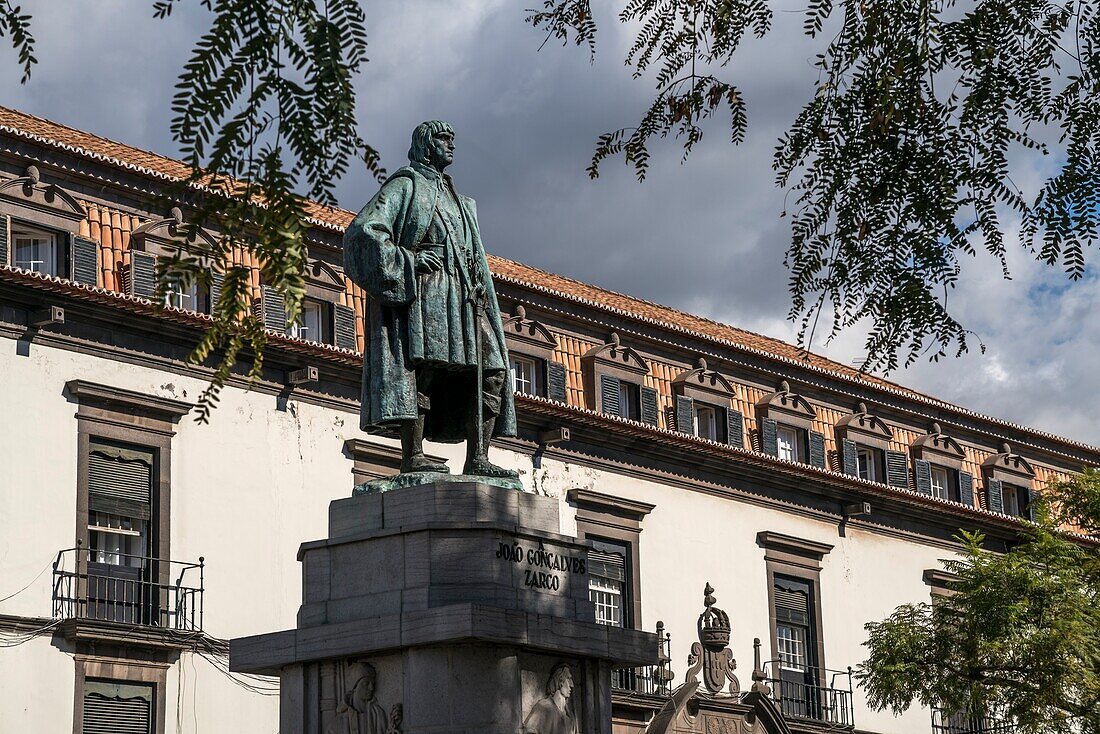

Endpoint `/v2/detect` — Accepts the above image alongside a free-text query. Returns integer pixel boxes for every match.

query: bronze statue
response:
[344,121,518,478]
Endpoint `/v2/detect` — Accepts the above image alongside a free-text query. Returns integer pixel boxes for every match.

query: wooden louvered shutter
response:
[774,577,811,626]
[841,439,859,476]
[725,408,744,448]
[70,235,99,286]
[600,374,621,417]
[1022,487,1035,522]
[808,431,826,468]
[761,418,779,457]
[885,450,909,488]
[83,680,153,734]
[675,395,694,434]
[640,386,659,426]
[546,361,567,403]
[257,285,287,332]
[0,213,9,265]
[333,304,357,350]
[958,471,974,507]
[87,442,153,520]
[126,252,157,299]
[986,478,1004,513]
[208,271,224,314]
[914,459,933,496]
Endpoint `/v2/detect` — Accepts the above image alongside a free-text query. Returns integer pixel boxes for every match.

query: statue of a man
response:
[522,663,578,734]
[344,121,518,478]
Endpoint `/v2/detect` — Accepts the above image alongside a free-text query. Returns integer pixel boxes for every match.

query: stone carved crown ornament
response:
[685,583,740,697]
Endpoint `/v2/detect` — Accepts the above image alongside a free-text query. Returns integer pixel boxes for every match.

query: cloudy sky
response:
[2,1,1096,446]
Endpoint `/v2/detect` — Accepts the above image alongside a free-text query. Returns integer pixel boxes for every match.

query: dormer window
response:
[582,333,658,426]
[756,380,824,468]
[910,423,973,506]
[836,402,894,484]
[982,443,1036,520]
[671,358,743,447]
[501,306,566,401]
[287,299,328,343]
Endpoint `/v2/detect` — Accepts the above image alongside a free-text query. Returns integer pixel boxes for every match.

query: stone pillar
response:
[230,481,657,734]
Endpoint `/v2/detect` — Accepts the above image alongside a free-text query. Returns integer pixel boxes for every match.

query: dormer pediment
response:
[582,333,649,376]
[306,258,345,292]
[131,207,219,260]
[756,379,816,429]
[911,423,966,469]
[0,165,87,230]
[836,401,893,450]
[672,357,735,404]
[982,442,1036,484]
[502,305,558,360]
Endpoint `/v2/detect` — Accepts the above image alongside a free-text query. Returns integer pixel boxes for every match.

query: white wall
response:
[0,335,955,733]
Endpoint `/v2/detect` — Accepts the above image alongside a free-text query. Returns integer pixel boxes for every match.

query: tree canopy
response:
[859,469,1100,733]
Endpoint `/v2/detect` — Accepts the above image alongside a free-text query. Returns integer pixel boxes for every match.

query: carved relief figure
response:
[326,662,401,734]
[343,120,518,478]
[522,662,578,734]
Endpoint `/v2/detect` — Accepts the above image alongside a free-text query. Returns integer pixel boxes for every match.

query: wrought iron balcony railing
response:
[52,547,204,632]
[761,661,855,727]
[611,621,675,696]
[932,707,1016,734]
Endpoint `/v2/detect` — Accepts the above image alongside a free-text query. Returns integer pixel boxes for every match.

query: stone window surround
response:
[567,488,655,631]
[923,568,958,600]
[502,305,558,399]
[757,531,833,685]
[67,380,192,589]
[581,333,651,415]
[755,379,817,433]
[981,443,1036,488]
[1,164,87,270]
[73,655,169,734]
[835,401,893,474]
[910,424,966,472]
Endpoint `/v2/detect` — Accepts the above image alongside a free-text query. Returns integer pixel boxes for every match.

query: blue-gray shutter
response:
[127,251,157,299]
[546,361,567,402]
[841,439,859,476]
[725,408,744,448]
[808,431,826,468]
[958,471,974,507]
[70,236,99,286]
[208,271,224,314]
[885,450,909,488]
[675,395,694,434]
[640,386,659,426]
[914,459,933,496]
[1022,486,1035,522]
[600,374,621,417]
[259,285,287,332]
[0,214,9,264]
[986,478,1004,513]
[334,304,357,350]
[761,418,778,457]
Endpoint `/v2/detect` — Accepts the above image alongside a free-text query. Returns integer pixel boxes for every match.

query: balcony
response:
[932,707,1016,734]
[761,661,855,727]
[52,547,204,633]
[612,621,675,697]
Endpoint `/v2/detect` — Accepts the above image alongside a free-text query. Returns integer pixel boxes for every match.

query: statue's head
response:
[346,661,378,706]
[408,120,455,171]
[546,662,574,699]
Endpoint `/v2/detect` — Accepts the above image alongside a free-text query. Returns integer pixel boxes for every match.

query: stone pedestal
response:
[230,481,658,733]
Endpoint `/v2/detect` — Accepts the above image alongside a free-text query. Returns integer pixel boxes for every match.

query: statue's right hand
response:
[415,250,443,274]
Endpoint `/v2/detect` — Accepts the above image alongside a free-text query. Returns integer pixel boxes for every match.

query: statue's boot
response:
[400,418,450,474]
[463,415,519,478]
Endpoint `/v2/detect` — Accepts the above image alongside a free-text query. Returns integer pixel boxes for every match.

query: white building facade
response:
[0,106,1093,734]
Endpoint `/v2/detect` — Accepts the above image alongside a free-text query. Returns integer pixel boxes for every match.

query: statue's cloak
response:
[343,162,517,442]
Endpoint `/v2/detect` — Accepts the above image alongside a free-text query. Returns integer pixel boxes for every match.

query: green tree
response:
[858,469,1100,733]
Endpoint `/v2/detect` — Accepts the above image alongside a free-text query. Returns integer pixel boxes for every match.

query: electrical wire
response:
[0,556,54,604]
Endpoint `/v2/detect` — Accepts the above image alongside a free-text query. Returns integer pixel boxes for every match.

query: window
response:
[588,538,630,628]
[1002,484,1024,517]
[694,404,718,441]
[856,446,879,482]
[509,354,541,396]
[777,425,803,463]
[82,679,154,734]
[287,299,329,344]
[163,277,202,311]
[618,381,641,421]
[773,575,821,719]
[12,226,57,276]
[930,465,950,501]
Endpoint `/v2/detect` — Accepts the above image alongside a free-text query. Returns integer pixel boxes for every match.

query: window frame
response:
[586,536,632,628]
[856,445,881,483]
[74,661,167,734]
[11,223,60,276]
[509,353,541,397]
[929,464,951,501]
[776,424,804,463]
[581,334,651,417]
[286,297,333,345]
[567,488,654,631]
[502,305,559,400]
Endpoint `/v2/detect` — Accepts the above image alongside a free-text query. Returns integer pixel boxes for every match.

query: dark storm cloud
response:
[1,1,1096,445]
